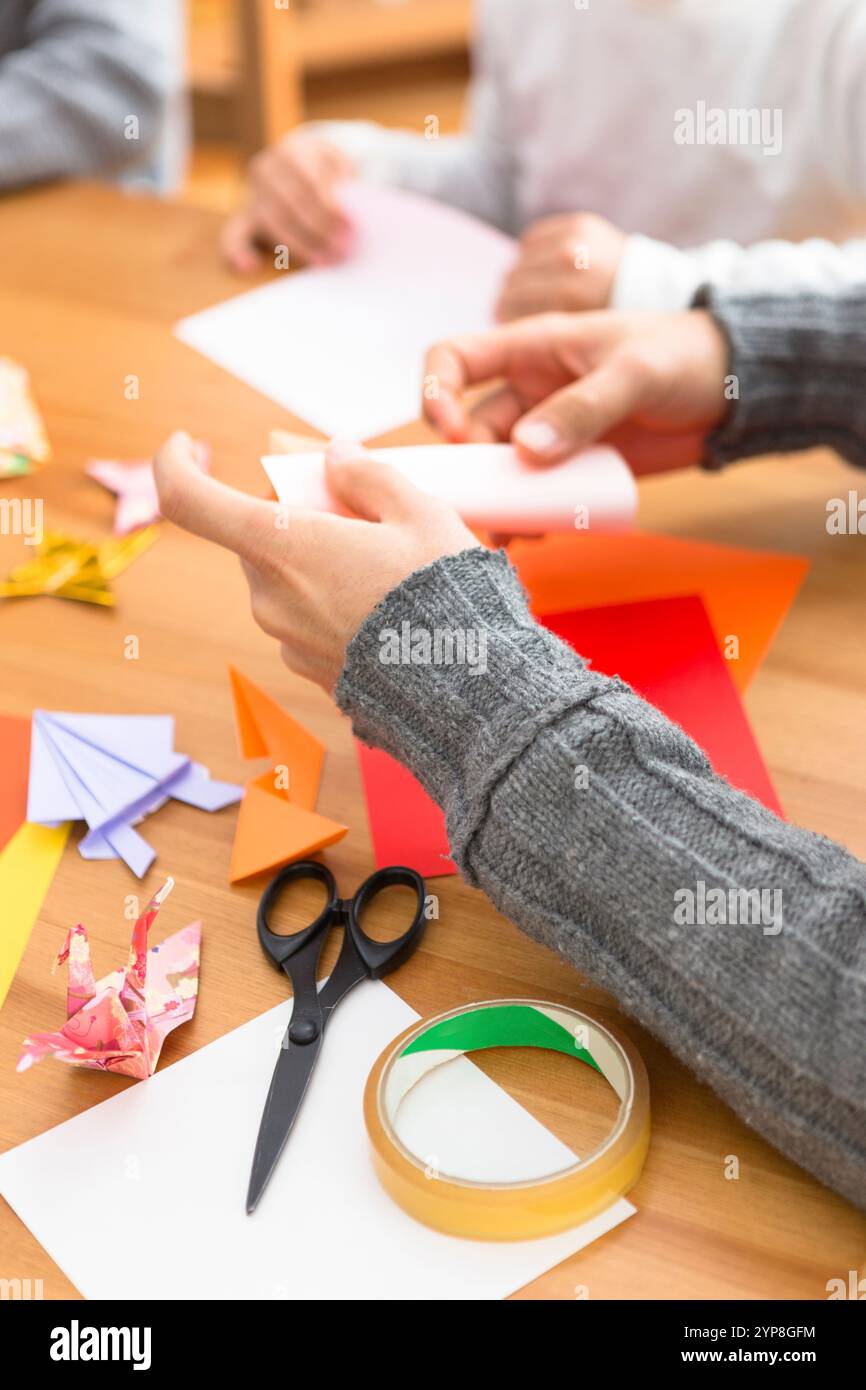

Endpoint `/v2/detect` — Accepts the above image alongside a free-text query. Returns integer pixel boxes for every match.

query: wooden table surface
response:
[1,183,864,1301]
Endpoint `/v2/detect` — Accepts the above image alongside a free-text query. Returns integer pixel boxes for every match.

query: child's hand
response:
[221,131,355,273]
[496,213,626,320]
[153,434,476,692]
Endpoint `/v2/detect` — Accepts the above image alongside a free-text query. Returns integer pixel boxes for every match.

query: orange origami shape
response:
[228,667,346,883]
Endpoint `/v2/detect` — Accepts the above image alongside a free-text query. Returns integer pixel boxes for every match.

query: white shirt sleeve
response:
[612,233,866,312]
[305,0,516,232]
[820,0,866,201]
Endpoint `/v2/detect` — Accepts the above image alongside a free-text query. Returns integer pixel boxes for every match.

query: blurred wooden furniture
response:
[0,184,864,1301]
[189,0,472,150]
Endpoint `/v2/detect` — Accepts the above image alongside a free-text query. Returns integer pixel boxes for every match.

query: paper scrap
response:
[268,428,322,456]
[175,182,517,440]
[0,980,634,1300]
[18,878,201,1079]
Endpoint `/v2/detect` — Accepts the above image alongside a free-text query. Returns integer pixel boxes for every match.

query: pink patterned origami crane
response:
[17,879,201,1080]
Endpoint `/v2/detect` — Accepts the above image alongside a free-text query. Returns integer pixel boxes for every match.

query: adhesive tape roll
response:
[364,998,650,1241]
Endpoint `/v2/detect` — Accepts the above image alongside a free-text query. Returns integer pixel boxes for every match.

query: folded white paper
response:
[174,183,517,440]
[264,441,636,533]
[0,981,634,1301]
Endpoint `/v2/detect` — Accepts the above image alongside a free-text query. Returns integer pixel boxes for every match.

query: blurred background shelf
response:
[185,0,471,208]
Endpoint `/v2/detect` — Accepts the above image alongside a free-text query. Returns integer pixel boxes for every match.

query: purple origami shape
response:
[27,710,242,877]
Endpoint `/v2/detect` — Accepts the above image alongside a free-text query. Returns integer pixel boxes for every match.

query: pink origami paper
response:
[87,442,210,536]
[17,878,201,1080]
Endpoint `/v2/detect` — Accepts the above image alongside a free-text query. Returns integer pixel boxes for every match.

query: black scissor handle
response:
[256,860,338,970]
[346,865,428,978]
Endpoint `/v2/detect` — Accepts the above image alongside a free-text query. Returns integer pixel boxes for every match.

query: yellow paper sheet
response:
[0,821,69,1009]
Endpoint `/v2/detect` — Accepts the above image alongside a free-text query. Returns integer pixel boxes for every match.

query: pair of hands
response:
[220,130,624,317]
[155,309,730,694]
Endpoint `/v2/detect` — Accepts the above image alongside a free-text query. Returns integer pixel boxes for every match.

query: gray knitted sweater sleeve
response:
[0,1,179,189]
[696,287,866,470]
[335,546,866,1209]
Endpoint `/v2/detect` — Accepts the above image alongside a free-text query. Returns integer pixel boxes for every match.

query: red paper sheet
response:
[354,743,455,877]
[543,594,783,816]
[0,714,31,855]
[355,592,782,876]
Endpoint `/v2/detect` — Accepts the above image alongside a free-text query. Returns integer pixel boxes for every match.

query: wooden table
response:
[1,183,863,1301]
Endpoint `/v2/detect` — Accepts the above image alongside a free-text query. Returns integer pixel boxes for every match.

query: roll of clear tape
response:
[363,998,651,1241]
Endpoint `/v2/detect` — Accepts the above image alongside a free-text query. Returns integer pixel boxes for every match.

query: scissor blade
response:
[246,1029,323,1214]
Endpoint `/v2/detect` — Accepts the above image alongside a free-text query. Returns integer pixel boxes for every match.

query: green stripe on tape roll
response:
[400,1001,601,1072]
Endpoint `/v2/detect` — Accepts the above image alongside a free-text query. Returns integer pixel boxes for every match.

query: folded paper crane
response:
[228,666,347,882]
[17,878,200,1079]
[27,710,243,878]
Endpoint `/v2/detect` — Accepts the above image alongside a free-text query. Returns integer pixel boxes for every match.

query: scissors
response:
[247,858,428,1213]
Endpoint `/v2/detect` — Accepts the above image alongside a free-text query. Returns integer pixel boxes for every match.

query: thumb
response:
[511,355,649,465]
[221,209,262,274]
[154,431,279,562]
[324,439,434,523]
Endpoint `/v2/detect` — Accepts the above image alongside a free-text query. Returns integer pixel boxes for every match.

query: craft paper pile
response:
[87,440,210,536]
[0,713,69,1009]
[355,532,808,874]
[176,182,517,440]
[0,357,50,477]
[264,442,636,535]
[509,531,810,691]
[0,526,157,605]
[18,878,201,1080]
[228,666,346,882]
[27,710,243,878]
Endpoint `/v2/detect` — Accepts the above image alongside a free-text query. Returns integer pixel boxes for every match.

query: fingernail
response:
[326,438,365,464]
[513,420,563,456]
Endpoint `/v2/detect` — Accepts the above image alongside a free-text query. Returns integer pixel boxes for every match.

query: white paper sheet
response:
[264,442,636,534]
[0,982,634,1300]
[174,183,517,440]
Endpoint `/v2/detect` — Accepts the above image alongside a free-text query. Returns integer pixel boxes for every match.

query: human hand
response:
[153,433,476,692]
[496,213,626,320]
[221,131,355,273]
[423,309,730,476]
